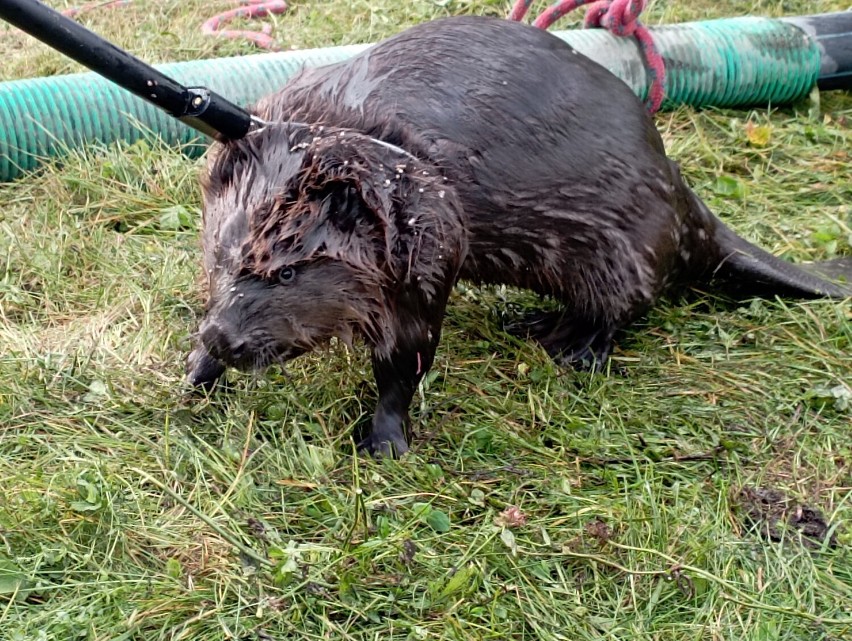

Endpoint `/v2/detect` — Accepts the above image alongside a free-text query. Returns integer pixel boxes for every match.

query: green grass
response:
[1,1,851,639]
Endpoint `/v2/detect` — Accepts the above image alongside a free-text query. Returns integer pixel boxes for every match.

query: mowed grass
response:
[1,0,851,639]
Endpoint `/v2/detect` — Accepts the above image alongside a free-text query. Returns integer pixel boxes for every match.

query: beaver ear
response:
[306,147,395,233]
[311,180,383,235]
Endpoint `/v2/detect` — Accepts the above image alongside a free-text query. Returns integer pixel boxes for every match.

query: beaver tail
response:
[686,189,851,300]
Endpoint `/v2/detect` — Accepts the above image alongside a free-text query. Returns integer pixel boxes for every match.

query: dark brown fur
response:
[187,15,850,457]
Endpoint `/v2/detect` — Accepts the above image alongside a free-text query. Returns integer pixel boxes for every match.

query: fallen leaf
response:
[745,122,771,147]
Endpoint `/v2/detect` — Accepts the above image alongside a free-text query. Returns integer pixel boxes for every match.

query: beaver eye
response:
[278,266,296,284]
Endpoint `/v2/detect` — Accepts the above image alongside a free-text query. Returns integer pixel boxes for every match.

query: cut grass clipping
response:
[1,1,851,640]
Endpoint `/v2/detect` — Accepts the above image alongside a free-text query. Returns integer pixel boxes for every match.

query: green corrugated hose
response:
[0,17,820,182]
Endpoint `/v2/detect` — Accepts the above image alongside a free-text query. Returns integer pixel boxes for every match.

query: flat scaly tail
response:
[687,188,851,299]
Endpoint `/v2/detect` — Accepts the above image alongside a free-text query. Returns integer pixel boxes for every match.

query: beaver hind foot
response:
[504,309,616,372]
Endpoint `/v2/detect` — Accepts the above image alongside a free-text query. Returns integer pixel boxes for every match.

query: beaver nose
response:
[201,322,247,364]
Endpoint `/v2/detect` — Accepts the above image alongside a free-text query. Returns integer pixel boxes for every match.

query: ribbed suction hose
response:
[0,14,846,182]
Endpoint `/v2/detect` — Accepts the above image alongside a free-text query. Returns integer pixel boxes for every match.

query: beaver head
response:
[188,123,466,381]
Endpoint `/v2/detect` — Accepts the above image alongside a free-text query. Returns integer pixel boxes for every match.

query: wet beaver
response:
[186,15,850,457]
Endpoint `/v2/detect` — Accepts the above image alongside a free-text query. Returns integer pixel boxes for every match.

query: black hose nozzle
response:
[0,0,254,141]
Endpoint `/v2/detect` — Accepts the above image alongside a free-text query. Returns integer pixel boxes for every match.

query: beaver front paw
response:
[358,413,410,459]
[186,347,227,392]
[359,432,410,459]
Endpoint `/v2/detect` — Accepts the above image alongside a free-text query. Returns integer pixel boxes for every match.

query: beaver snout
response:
[200,321,247,365]
[186,346,226,391]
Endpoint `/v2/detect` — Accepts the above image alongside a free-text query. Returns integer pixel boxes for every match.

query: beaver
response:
[186,15,850,457]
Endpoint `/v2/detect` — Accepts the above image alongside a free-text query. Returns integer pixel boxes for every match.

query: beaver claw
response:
[358,433,410,459]
[186,347,227,392]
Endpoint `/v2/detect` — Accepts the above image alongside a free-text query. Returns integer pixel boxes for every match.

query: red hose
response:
[60,0,132,19]
[201,0,289,51]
